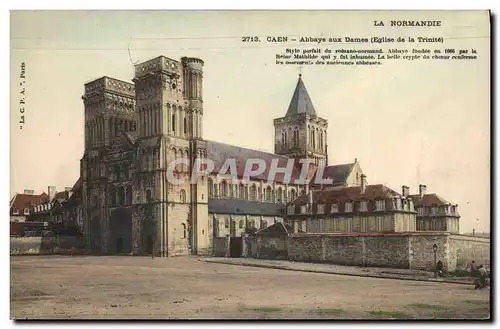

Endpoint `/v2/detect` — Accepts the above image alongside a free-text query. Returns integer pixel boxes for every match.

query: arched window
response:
[319,130,323,151]
[239,184,245,199]
[181,223,187,239]
[290,189,297,202]
[284,131,288,148]
[277,187,283,203]
[180,189,186,203]
[171,107,176,133]
[288,127,293,148]
[224,218,229,229]
[266,186,272,202]
[114,165,121,181]
[124,166,130,180]
[221,181,227,197]
[300,189,305,196]
[312,129,316,149]
[250,184,257,201]
[126,185,132,205]
[239,220,244,229]
[281,131,286,148]
[178,150,184,172]
[229,183,233,197]
[146,189,152,203]
[213,182,218,197]
[208,178,213,197]
[110,186,117,206]
[118,186,125,206]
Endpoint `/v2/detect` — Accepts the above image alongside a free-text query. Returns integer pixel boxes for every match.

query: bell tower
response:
[273,74,328,166]
[131,55,209,257]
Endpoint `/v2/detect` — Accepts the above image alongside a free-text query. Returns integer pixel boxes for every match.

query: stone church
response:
[80,55,364,257]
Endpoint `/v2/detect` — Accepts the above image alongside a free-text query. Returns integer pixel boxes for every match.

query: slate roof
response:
[206,140,306,184]
[10,192,49,213]
[311,163,355,185]
[285,75,317,117]
[409,193,453,207]
[71,177,82,192]
[292,184,401,205]
[208,199,284,216]
[52,191,69,203]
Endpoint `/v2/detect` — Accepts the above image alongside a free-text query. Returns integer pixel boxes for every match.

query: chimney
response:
[419,184,427,199]
[48,186,56,201]
[360,174,367,193]
[402,185,410,197]
[23,189,34,195]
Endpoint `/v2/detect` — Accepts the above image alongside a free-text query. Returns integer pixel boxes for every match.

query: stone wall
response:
[242,235,258,258]
[408,234,449,271]
[237,232,490,272]
[448,234,490,270]
[255,235,288,260]
[10,236,86,255]
[213,236,229,257]
[287,234,410,268]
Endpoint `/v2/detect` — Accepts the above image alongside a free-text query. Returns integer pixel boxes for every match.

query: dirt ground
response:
[10,256,490,320]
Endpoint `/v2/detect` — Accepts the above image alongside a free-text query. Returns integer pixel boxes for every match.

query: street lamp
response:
[433,244,438,278]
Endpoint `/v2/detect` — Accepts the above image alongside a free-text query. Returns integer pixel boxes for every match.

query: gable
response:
[345,161,364,187]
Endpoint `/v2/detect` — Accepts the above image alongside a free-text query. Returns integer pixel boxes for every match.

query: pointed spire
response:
[285,74,317,117]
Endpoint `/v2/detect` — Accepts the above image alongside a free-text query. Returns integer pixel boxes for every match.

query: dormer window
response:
[287,205,295,215]
[375,200,386,211]
[300,205,307,214]
[24,208,30,215]
[359,201,368,212]
[317,204,325,214]
[345,202,353,212]
[13,209,19,215]
[331,204,339,213]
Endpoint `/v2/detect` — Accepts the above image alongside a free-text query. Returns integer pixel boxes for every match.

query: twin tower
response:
[82,55,329,168]
[80,55,329,256]
[82,56,204,151]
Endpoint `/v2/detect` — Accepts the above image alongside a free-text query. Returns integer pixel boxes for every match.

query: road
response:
[10,256,490,319]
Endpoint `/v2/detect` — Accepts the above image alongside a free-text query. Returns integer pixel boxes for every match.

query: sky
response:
[10,10,490,233]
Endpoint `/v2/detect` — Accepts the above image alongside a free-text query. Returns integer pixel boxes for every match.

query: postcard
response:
[10,10,491,320]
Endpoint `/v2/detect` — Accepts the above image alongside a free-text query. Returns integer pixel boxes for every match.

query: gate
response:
[230,237,243,257]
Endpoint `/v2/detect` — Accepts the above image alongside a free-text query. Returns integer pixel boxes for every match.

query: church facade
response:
[80,55,364,257]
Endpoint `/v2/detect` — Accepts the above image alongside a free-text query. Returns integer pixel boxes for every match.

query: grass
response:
[408,303,447,310]
[368,310,410,319]
[245,307,282,313]
[464,300,489,306]
[313,308,344,315]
